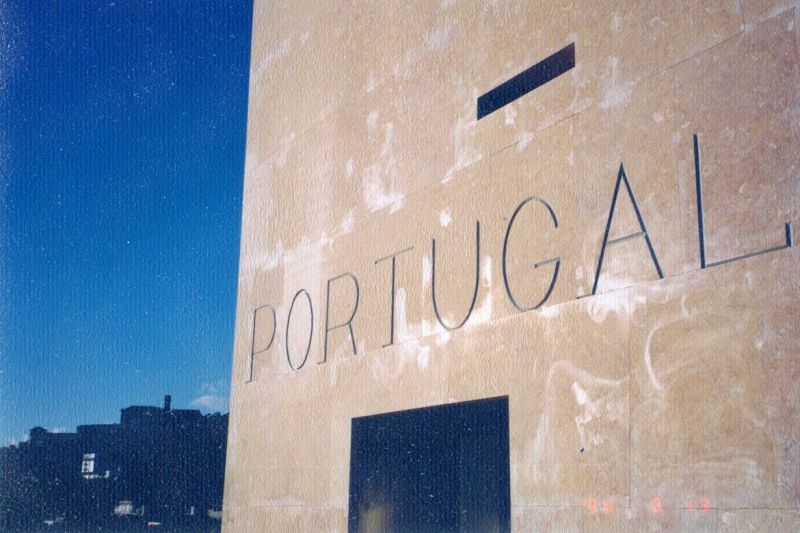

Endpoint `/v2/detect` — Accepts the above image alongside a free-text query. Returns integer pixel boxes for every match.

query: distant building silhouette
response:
[0,395,227,531]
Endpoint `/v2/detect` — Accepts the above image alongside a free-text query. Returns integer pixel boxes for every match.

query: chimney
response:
[164,395,172,412]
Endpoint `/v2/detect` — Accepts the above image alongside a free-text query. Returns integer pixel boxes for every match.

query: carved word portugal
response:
[246,134,792,382]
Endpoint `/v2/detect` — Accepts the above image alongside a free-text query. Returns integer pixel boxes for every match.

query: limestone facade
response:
[224,1,800,530]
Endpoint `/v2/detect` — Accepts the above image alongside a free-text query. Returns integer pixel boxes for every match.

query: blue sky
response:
[0,1,253,444]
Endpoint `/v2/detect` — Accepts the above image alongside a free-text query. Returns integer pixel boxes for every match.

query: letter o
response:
[285,289,314,371]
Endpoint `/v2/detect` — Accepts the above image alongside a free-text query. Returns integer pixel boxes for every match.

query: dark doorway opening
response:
[347,396,510,532]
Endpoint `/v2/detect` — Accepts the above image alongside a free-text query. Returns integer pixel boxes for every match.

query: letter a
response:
[590,164,663,295]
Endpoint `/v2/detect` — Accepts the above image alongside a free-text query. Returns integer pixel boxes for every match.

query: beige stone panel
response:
[246,1,402,157]
[228,306,349,473]
[324,343,464,447]
[237,466,335,505]
[508,349,630,503]
[514,504,720,532]
[356,2,486,191]
[226,269,288,476]
[224,386,350,512]
[359,64,463,208]
[233,254,293,387]
[739,0,798,25]
[512,505,587,532]
[225,307,268,515]
[237,151,282,291]
[630,245,800,509]
[718,508,800,531]
[451,296,631,507]
[247,1,482,160]
[565,76,692,298]
[225,392,315,474]
[241,103,371,263]
[223,504,345,533]
[242,65,484,274]
[621,507,719,532]
[234,397,337,470]
[275,3,483,216]
[458,0,742,170]
[667,11,800,264]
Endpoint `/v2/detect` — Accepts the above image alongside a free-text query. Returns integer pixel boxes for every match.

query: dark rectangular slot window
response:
[477,43,575,120]
[348,396,510,533]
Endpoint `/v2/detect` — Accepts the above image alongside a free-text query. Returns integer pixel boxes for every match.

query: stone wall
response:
[224,1,800,530]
